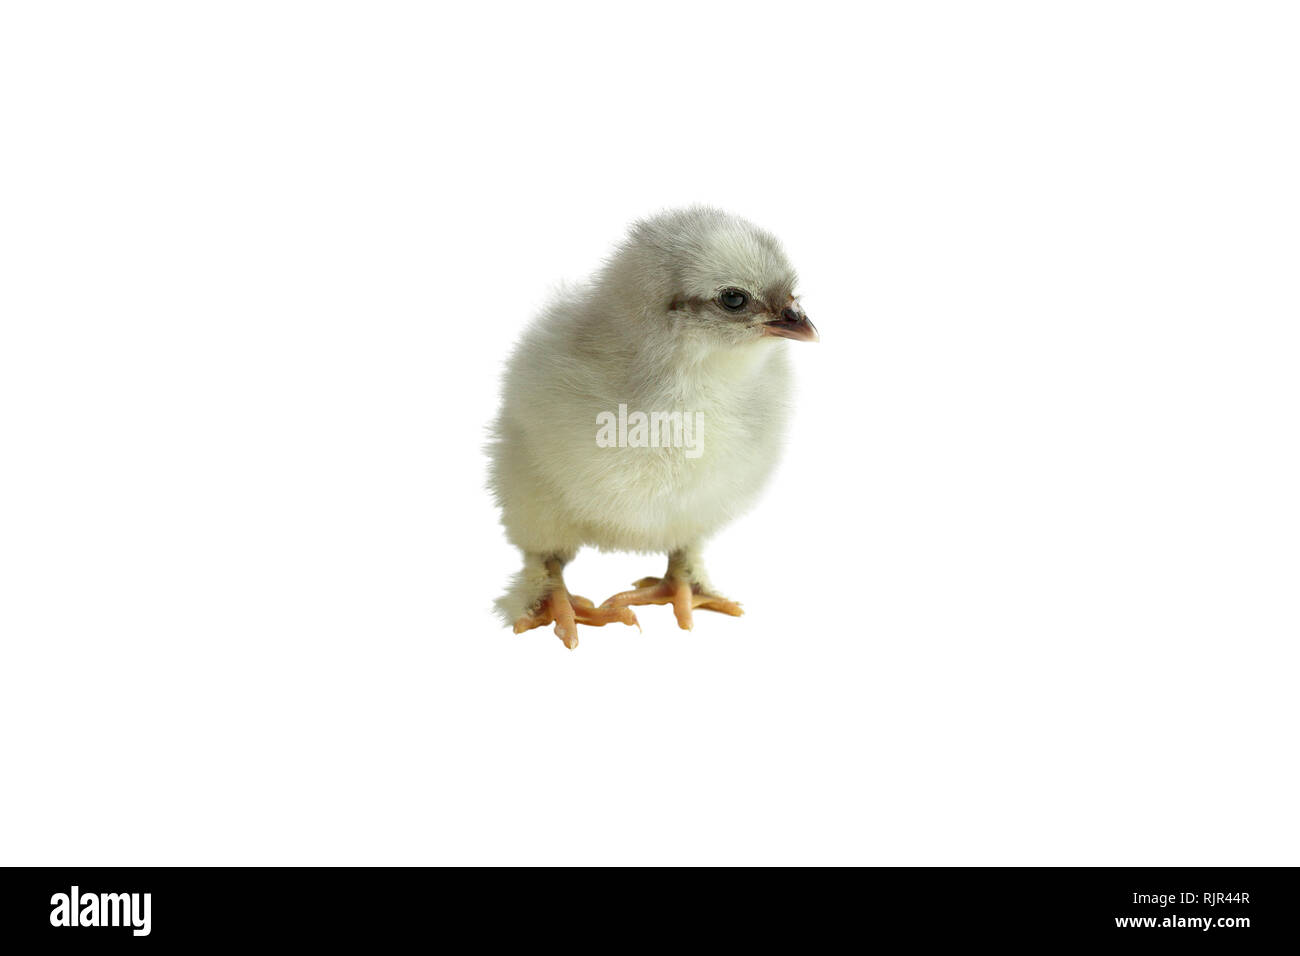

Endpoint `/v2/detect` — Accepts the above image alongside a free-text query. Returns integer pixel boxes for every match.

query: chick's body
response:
[489,208,816,647]
[493,294,791,555]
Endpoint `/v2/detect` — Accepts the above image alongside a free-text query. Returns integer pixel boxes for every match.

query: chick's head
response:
[607,207,817,350]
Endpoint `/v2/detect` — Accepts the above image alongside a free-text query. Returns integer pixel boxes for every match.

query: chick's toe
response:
[601,577,744,631]
[513,587,638,649]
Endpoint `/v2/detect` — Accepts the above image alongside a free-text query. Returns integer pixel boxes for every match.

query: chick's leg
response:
[509,554,638,649]
[600,546,743,631]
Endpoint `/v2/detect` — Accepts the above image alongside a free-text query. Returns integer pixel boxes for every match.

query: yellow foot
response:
[600,576,743,631]
[513,590,638,649]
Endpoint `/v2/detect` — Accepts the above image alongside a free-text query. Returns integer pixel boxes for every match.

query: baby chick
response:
[489,207,817,648]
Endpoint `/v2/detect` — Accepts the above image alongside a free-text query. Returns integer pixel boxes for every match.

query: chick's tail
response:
[494,552,555,626]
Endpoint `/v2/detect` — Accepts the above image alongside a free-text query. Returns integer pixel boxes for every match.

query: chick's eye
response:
[719,289,748,311]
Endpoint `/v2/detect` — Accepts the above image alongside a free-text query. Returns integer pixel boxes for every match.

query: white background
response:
[2,2,1297,865]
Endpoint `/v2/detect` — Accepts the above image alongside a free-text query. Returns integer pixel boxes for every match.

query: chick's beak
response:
[762,306,819,342]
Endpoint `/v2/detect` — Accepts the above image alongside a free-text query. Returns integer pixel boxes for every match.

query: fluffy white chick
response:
[488,207,817,648]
